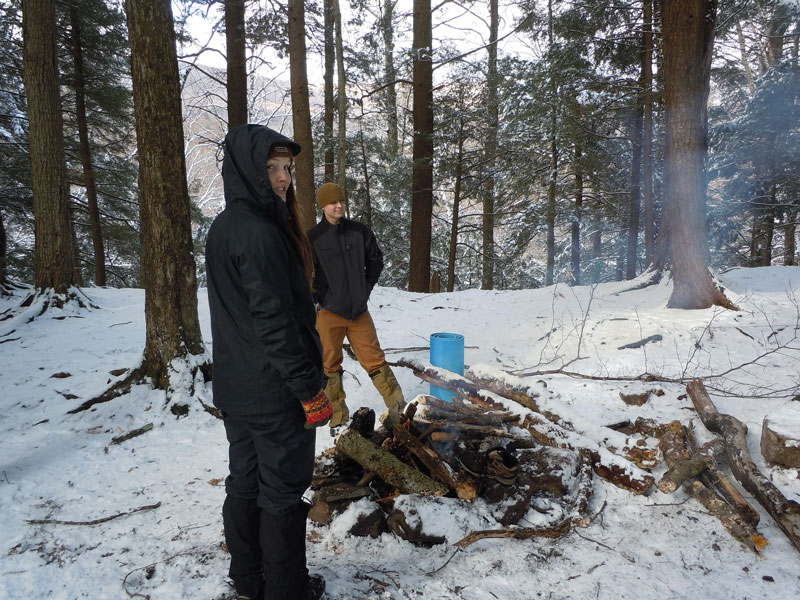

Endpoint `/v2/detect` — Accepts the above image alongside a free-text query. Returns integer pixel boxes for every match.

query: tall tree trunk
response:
[125,0,207,388]
[590,227,602,284]
[225,0,248,130]
[571,144,582,285]
[382,0,398,154]
[736,20,756,94]
[642,0,655,269]
[69,4,106,287]
[287,0,316,231]
[22,0,76,295]
[323,0,335,182]
[481,0,498,290]
[761,185,776,266]
[333,0,347,198]
[545,0,557,287]
[658,0,734,309]
[448,117,465,293]
[626,100,643,280]
[785,207,796,266]
[408,0,433,292]
[0,209,7,291]
[358,112,373,230]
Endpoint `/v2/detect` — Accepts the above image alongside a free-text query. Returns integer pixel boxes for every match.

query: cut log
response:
[659,420,768,554]
[334,429,448,496]
[316,483,372,503]
[687,379,800,554]
[414,416,525,440]
[657,455,709,493]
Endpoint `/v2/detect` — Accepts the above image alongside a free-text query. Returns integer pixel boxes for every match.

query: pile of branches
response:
[309,359,663,548]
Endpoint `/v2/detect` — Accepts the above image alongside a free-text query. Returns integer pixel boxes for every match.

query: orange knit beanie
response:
[316,182,344,209]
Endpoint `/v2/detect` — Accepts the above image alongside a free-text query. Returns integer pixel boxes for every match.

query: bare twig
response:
[26,502,161,526]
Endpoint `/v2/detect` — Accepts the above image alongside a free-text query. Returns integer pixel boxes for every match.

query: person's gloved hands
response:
[302,389,333,429]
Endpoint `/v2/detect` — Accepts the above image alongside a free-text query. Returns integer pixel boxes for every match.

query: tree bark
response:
[0,208,7,290]
[382,0,398,154]
[658,0,734,309]
[570,144,582,284]
[125,0,206,388]
[625,80,643,280]
[447,118,464,292]
[225,0,248,130]
[481,0,498,290]
[642,0,655,268]
[22,0,77,294]
[287,0,316,231]
[785,207,796,266]
[69,5,106,287]
[545,0,557,287]
[687,379,800,554]
[333,0,347,199]
[323,0,335,182]
[408,0,433,292]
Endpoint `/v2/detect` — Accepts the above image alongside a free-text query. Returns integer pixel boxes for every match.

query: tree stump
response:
[761,403,800,469]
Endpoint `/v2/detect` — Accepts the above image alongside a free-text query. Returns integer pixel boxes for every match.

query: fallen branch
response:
[26,502,161,526]
[109,423,153,446]
[687,379,800,554]
[454,519,571,549]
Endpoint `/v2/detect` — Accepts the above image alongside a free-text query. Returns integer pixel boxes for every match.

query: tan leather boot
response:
[369,364,406,428]
[324,370,349,428]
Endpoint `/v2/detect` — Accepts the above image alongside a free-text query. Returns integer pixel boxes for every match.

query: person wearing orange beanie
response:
[308,182,405,433]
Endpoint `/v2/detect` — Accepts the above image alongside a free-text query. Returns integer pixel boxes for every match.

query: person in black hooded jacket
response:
[205,124,331,600]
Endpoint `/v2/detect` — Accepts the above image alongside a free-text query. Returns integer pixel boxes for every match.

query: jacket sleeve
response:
[310,241,328,307]
[238,227,321,402]
[363,225,384,294]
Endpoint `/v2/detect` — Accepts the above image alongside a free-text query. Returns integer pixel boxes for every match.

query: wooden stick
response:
[109,423,153,445]
[454,519,571,549]
[26,502,161,526]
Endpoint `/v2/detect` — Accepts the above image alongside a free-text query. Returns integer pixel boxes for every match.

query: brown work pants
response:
[316,308,386,374]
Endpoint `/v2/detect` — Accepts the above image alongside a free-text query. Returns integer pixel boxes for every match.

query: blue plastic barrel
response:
[429,332,464,402]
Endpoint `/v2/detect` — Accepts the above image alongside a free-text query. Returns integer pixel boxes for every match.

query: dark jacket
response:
[307,216,383,321]
[205,125,324,416]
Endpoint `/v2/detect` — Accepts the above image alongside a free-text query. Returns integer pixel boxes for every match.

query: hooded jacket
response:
[205,125,324,416]
[307,216,383,321]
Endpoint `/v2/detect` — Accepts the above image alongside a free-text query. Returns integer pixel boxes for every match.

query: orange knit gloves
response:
[302,389,333,429]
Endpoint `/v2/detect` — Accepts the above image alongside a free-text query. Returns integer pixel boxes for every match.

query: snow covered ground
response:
[1,267,799,599]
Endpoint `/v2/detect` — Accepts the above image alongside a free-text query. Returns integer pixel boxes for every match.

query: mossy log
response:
[335,429,448,496]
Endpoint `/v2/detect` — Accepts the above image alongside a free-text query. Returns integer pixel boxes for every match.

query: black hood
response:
[222,124,301,220]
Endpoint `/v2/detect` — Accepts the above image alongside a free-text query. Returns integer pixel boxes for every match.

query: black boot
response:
[305,573,326,600]
[223,495,264,600]
[260,503,326,600]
